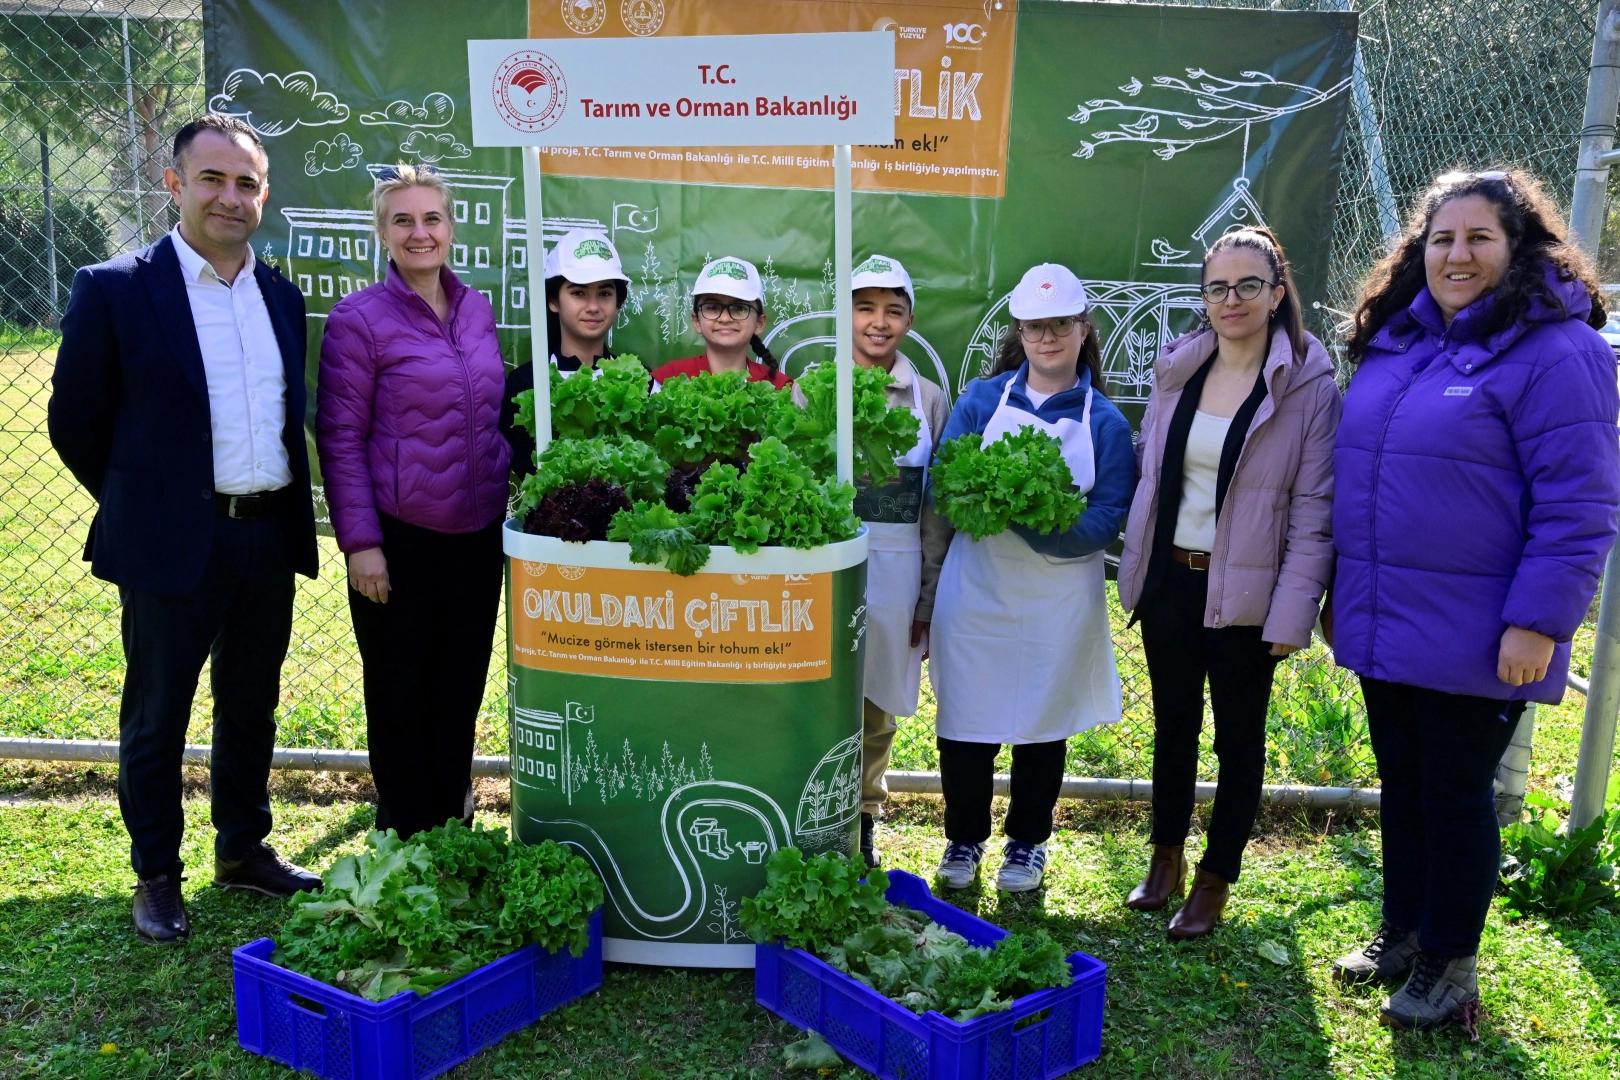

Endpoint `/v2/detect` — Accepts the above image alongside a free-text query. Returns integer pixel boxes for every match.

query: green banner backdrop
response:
[203,0,1356,526]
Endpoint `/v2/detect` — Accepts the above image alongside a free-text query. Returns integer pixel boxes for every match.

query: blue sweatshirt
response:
[935,363,1136,558]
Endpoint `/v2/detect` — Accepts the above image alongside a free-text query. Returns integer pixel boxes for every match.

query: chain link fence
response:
[0,0,1603,787]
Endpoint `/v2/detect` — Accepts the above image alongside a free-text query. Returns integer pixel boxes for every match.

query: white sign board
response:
[467,32,894,148]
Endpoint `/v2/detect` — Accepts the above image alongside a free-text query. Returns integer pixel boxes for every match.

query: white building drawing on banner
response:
[281,165,661,331]
[954,64,1350,404]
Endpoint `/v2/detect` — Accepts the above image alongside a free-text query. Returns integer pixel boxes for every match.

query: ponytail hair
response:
[990,312,1108,398]
[1200,226,1305,360]
[750,333,780,381]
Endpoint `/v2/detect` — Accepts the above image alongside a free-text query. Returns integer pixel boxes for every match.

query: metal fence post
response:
[1570,0,1620,831]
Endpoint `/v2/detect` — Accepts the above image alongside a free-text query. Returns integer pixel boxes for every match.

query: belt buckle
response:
[227,495,243,519]
[1190,551,1210,571]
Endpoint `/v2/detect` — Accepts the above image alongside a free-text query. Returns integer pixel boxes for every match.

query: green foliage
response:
[517,436,668,515]
[932,428,1085,541]
[1499,792,1620,920]
[685,438,860,554]
[738,848,890,955]
[607,500,711,576]
[548,355,652,441]
[646,372,779,468]
[825,906,1073,1022]
[275,821,603,1001]
[769,362,921,484]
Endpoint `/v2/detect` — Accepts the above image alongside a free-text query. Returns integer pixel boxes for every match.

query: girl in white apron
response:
[845,255,954,868]
[500,228,630,477]
[930,264,1136,892]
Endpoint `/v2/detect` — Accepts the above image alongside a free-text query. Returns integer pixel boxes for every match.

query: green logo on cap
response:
[573,238,613,261]
[854,256,892,276]
[706,259,750,281]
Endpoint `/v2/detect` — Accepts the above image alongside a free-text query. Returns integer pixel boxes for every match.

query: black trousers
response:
[937,736,1067,845]
[349,513,503,840]
[1138,560,1279,883]
[1363,677,1524,959]
[117,514,294,878]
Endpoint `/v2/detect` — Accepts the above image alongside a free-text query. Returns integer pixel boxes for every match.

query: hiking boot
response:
[132,873,191,944]
[935,841,986,890]
[996,840,1049,893]
[1380,951,1479,1031]
[1168,868,1230,940]
[215,842,322,898]
[1125,844,1187,911]
[860,812,881,869]
[1333,923,1420,986]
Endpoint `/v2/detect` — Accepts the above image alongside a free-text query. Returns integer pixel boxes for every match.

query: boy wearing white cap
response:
[500,228,632,477]
[929,263,1135,893]
[845,255,953,868]
[650,256,790,389]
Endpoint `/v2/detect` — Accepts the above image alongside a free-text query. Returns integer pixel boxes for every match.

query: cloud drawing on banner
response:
[359,93,455,128]
[208,69,350,136]
[398,130,471,164]
[304,132,364,176]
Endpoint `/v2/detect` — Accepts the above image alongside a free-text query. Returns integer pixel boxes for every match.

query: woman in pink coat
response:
[1116,228,1341,938]
[316,165,511,839]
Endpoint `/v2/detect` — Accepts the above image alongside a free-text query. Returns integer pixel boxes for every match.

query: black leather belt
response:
[215,488,288,520]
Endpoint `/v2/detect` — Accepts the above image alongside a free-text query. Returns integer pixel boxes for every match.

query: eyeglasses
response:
[1018,317,1079,342]
[1201,277,1276,304]
[695,299,759,322]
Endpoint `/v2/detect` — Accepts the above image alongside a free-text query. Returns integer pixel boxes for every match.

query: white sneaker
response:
[996,840,1048,892]
[935,841,986,890]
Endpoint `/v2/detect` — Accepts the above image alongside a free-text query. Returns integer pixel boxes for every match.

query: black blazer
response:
[48,234,319,597]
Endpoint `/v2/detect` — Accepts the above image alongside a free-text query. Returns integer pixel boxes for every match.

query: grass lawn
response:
[1,791,1617,1080]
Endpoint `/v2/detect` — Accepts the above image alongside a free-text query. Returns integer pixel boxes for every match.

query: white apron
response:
[859,374,932,716]
[930,378,1122,743]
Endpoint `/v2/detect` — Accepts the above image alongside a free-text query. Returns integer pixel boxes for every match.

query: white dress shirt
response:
[170,227,292,495]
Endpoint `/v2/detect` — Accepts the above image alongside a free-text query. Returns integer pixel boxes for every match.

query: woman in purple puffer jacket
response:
[316,165,512,839]
[1329,169,1620,1031]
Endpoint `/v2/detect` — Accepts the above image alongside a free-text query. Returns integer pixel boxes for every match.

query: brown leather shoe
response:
[1125,845,1187,911]
[133,873,191,944]
[1168,868,1230,940]
[215,843,322,897]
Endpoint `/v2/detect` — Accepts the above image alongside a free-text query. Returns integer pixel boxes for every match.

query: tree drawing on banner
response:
[570,732,718,804]
[705,886,750,944]
[1070,69,1350,164]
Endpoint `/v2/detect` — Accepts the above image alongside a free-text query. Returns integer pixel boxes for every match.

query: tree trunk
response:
[39,125,58,331]
[137,92,169,243]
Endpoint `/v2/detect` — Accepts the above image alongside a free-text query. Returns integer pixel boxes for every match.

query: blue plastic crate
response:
[755,871,1105,1080]
[233,909,602,1080]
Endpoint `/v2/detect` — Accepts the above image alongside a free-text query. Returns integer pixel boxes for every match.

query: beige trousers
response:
[862,697,899,816]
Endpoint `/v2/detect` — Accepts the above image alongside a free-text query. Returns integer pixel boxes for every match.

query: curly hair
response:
[1199,227,1307,361]
[1346,168,1605,362]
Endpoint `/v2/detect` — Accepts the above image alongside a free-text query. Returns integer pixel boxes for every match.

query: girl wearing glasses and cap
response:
[650,256,791,389]
[1116,227,1340,940]
[844,255,954,868]
[930,264,1135,893]
[499,228,632,478]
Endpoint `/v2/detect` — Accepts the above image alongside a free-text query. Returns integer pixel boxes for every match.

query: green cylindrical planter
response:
[505,522,868,967]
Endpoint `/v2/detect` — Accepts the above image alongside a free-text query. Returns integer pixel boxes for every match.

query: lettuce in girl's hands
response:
[932,427,1085,540]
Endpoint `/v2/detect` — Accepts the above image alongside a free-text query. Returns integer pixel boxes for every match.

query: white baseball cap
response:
[548,228,629,284]
[851,254,914,302]
[693,256,763,303]
[1009,263,1089,319]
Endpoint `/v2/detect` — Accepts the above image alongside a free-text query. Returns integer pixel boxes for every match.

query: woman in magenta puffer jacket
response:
[316,165,512,839]
[1117,228,1340,939]
[1328,170,1619,1031]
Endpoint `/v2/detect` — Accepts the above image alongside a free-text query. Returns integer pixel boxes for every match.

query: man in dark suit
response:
[49,113,322,942]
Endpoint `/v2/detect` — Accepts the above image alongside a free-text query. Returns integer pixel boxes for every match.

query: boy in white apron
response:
[846,255,953,867]
[929,265,1136,892]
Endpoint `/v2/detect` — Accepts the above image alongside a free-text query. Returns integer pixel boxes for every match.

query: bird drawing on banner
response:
[1150,238,1192,264]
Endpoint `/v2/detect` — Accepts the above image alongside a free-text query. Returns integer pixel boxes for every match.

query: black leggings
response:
[1139,560,1280,883]
[937,737,1068,845]
[349,513,504,840]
